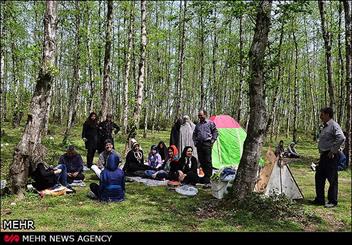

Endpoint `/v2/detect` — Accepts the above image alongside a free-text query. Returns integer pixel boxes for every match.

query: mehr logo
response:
[3,234,20,244]
[1,219,35,230]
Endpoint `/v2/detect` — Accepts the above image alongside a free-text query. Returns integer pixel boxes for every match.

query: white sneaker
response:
[87,191,96,199]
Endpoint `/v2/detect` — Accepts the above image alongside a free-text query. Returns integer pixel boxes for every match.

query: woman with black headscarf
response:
[177,146,199,186]
[82,112,99,168]
[156,141,168,162]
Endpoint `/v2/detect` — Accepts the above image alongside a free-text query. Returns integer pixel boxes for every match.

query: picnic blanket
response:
[125,176,168,187]
[39,185,73,197]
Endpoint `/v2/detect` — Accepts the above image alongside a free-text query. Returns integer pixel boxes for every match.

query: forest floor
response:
[0,121,351,232]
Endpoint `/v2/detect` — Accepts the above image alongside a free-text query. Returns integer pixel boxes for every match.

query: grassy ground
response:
[0,121,351,232]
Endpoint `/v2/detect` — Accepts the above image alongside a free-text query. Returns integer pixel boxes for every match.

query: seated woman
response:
[275,140,285,157]
[147,145,163,169]
[58,145,85,184]
[169,146,198,185]
[123,142,154,177]
[148,145,179,180]
[89,153,125,202]
[29,161,68,191]
[286,142,300,158]
[156,141,168,163]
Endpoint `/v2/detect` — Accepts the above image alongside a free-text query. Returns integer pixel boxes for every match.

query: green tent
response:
[210,115,247,169]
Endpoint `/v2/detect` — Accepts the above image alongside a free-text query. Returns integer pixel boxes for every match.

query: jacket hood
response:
[106,153,119,171]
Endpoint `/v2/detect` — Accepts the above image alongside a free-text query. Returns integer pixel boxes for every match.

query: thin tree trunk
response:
[319,0,335,108]
[232,0,272,202]
[337,1,345,125]
[10,1,58,197]
[212,10,218,113]
[199,12,205,110]
[132,0,147,130]
[63,1,81,145]
[0,1,6,123]
[175,0,186,120]
[266,21,284,134]
[101,0,113,121]
[86,3,95,113]
[123,3,134,134]
[292,29,299,143]
[237,14,244,122]
[343,0,351,166]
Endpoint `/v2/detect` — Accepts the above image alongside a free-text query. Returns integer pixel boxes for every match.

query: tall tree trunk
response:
[11,34,21,128]
[123,3,134,134]
[0,1,6,123]
[212,10,218,113]
[237,15,244,122]
[86,3,95,113]
[343,0,351,166]
[319,0,335,108]
[132,0,147,130]
[337,1,345,125]
[292,29,299,143]
[63,1,81,145]
[266,21,284,135]
[10,1,58,197]
[174,0,186,120]
[101,0,113,121]
[199,12,205,110]
[232,0,272,202]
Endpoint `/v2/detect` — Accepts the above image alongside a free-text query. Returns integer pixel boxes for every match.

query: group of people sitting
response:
[274,140,300,158]
[29,145,85,193]
[123,140,206,186]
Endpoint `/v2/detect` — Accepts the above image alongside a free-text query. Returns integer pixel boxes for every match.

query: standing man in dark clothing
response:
[82,112,99,168]
[311,107,345,208]
[193,110,218,186]
[98,114,120,153]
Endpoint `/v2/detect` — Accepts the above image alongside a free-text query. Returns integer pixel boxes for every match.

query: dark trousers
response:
[183,171,199,186]
[315,152,339,204]
[87,147,98,168]
[90,183,100,199]
[197,144,212,184]
[67,172,85,184]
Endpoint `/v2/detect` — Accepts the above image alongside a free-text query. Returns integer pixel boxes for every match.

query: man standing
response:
[193,110,218,186]
[312,107,345,208]
[98,114,120,153]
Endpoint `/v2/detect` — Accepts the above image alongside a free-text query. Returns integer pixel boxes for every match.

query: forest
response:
[0,0,351,232]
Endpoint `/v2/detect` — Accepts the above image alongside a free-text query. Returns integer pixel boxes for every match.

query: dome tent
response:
[209,115,249,169]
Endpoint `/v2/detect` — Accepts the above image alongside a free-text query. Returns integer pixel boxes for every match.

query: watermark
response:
[2,234,113,243]
[1,220,35,231]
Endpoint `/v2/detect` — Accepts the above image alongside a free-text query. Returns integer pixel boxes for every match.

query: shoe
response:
[324,202,337,208]
[87,191,96,199]
[309,199,325,206]
[66,185,76,194]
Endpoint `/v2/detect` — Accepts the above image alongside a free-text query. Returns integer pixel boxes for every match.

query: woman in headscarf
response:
[123,142,154,177]
[156,141,168,162]
[177,146,199,186]
[82,112,99,168]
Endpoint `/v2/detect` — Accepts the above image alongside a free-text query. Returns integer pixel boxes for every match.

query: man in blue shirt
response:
[311,107,345,208]
[193,110,218,186]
